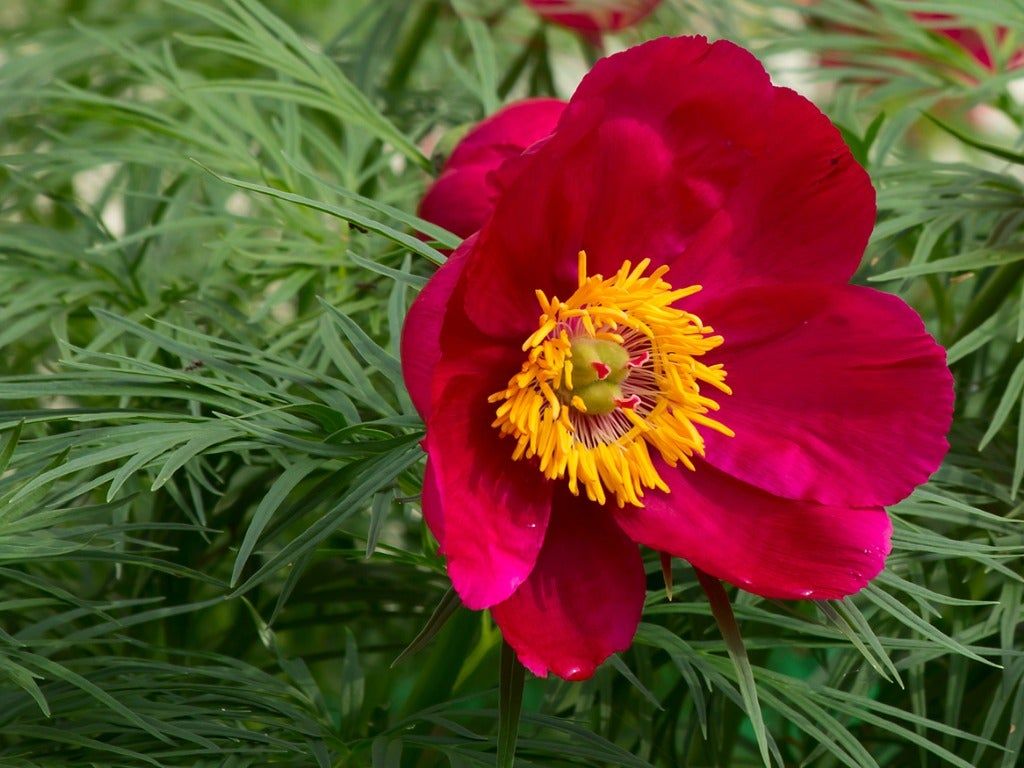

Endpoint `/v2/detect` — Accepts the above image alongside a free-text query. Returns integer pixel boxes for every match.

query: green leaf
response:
[870,246,1024,281]
[196,165,447,266]
[0,652,49,717]
[980,354,1024,450]
[18,652,171,744]
[318,297,403,384]
[392,588,462,668]
[0,421,23,477]
[694,568,773,768]
[925,112,1024,165]
[231,458,319,586]
[496,640,526,768]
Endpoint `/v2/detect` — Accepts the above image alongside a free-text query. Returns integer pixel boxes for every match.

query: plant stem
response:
[497,640,526,768]
[385,0,442,94]
[951,260,1024,345]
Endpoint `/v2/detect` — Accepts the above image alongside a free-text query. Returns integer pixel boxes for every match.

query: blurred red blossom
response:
[418,99,566,241]
[523,0,661,33]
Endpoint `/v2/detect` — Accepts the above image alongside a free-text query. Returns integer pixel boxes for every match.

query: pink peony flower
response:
[401,36,954,681]
[524,0,661,33]
[418,99,566,240]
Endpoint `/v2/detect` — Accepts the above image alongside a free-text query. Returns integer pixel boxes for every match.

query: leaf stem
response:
[951,260,1024,345]
[694,568,773,768]
[497,640,526,768]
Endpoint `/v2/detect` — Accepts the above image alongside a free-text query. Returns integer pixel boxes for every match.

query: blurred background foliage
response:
[0,0,1021,765]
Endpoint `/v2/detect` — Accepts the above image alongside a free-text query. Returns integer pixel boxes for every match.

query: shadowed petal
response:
[418,99,566,240]
[421,459,444,547]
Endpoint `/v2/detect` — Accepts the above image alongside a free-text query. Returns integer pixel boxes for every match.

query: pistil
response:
[563,337,632,415]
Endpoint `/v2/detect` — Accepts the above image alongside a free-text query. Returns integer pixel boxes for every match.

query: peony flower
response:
[401,36,953,680]
[800,1,1022,75]
[418,99,566,241]
[912,13,1021,71]
[524,0,661,34]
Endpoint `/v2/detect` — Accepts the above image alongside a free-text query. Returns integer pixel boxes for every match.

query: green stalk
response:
[951,261,1024,345]
[496,640,526,768]
[385,0,442,94]
[695,568,772,768]
[498,26,545,98]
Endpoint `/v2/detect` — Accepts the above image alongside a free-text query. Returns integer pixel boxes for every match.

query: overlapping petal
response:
[614,463,892,599]
[460,36,874,341]
[400,238,472,420]
[698,283,953,507]
[418,99,566,240]
[420,460,445,547]
[426,336,552,610]
[492,488,646,678]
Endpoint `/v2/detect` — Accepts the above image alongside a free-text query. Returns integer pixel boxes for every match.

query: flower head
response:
[402,36,953,681]
[800,1,1022,75]
[524,0,661,33]
[418,99,566,240]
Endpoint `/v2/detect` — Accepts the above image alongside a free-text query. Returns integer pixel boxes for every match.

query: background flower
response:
[523,0,662,33]
[418,99,566,240]
[912,12,1022,71]
[799,1,1023,75]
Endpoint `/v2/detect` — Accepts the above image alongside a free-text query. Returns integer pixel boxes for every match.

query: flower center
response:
[488,251,733,508]
[563,337,634,414]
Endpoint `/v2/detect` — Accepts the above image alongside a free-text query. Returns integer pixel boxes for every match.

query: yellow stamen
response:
[489,250,733,508]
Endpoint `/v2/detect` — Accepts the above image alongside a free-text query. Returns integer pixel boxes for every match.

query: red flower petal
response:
[460,37,874,339]
[418,171,498,242]
[400,238,472,421]
[421,460,444,547]
[524,0,661,33]
[444,99,566,171]
[614,463,892,599]
[418,99,566,240]
[492,489,645,679]
[427,350,552,610]
[700,283,953,508]
[668,86,874,312]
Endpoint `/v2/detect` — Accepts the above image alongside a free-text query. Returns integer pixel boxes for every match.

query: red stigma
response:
[629,351,650,368]
[614,394,642,410]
